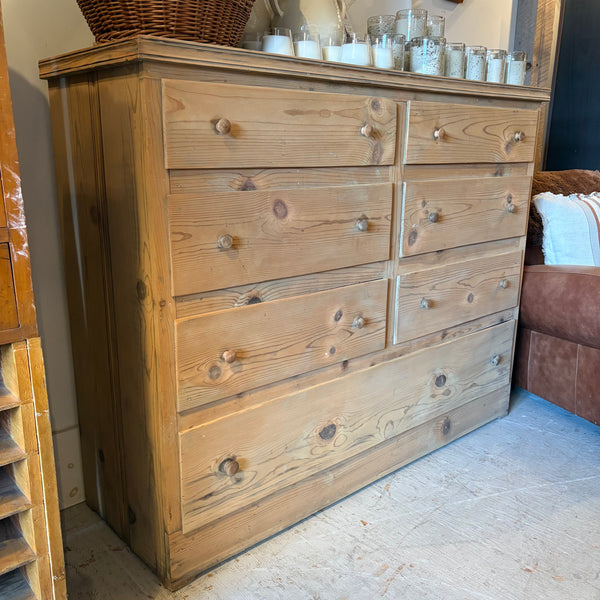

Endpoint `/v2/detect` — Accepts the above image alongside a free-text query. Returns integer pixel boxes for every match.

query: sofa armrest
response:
[520,265,600,349]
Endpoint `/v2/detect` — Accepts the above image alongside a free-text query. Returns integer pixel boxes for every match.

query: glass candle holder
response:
[387,33,406,70]
[320,27,344,62]
[486,49,507,83]
[444,42,465,78]
[262,27,294,56]
[409,36,445,76]
[367,15,395,38]
[341,33,372,67]
[505,51,527,85]
[293,25,321,59]
[465,45,486,81]
[240,31,262,51]
[371,35,394,70]
[395,9,427,42]
[427,14,445,38]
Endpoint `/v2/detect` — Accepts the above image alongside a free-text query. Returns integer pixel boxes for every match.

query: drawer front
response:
[180,320,514,532]
[163,81,397,169]
[394,251,521,344]
[176,279,388,412]
[0,243,18,330]
[400,177,530,256]
[169,183,392,296]
[405,101,538,164]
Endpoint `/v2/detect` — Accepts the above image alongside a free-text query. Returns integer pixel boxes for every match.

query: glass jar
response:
[371,35,394,69]
[427,14,445,38]
[505,50,527,85]
[293,25,321,59]
[465,45,486,81]
[486,49,507,83]
[320,26,344,62]
[367,15,395,38]
[409,36,445,76]
[395,9,427,42]
[341,33,372,67]
[262,27,294,56]
[387,33,406,70]
[444,42,465,78]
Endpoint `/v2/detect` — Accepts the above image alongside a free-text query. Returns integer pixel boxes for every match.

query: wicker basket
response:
[76,0,256,46]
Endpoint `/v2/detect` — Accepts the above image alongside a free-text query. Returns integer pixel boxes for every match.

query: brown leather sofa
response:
[514,170,600,426]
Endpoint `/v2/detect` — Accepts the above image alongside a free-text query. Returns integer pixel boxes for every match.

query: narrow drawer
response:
[400,176,530,256]
[179,320,514,532]
[394,251,521,344]
[169,183,392,296]
[405,101,538,164]
[163,80,397,169]
[0,244,18,331]
[176,279,388,412]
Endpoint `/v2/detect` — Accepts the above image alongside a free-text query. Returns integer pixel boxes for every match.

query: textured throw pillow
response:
[533,192,600,266]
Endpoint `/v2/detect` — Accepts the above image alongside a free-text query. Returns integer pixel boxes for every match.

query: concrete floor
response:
[61,388,600,600]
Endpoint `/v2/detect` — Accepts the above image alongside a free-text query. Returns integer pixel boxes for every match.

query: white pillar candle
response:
[293,39,320,59]
[486,58,505,83]
[262,35,293,55]
[322,45,342,62]
[372,46,394,69]
[465,53,486,81]
[444,47,464,78]
[341,42,371,66]
[506,59,526,85]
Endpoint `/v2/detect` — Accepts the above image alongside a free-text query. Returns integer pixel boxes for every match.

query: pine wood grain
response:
[163,81,397,170]
[180,321,513,532]
[0,243,18,331]
[0,468,30,520]
[177,280,388,411]
[405,101,539,165]
[394,251,521,344]
[0,427,26,468]
[0,568,36,600]
[400,177,530,257]
[168,183,393,296]
[0,518,36,576]
[0,385,18,413]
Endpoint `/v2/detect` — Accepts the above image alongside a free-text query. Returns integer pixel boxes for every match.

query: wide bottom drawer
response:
[179,320,514,533]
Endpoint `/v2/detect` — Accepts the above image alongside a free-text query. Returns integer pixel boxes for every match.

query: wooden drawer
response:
[163,81,397,169]
[0,244,18,331]
[405,101,538,164]
[179,320,514,533]
[168,183,392,296]
[176,279,388,412]
[400,177,530,256]
[394,251,521,344]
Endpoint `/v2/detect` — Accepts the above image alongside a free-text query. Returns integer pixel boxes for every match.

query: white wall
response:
[347,0,514,49]
[1,0,93,508]
[1,0,516,510]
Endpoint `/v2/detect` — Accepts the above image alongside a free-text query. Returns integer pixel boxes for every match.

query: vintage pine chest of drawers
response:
[39,37,550,590]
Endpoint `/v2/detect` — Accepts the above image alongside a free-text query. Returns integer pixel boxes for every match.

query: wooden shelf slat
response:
[0,567,36,600]
[0,469,30,520]
[0,385,19,412]
[0,518,37,577]
[0,428,26,468]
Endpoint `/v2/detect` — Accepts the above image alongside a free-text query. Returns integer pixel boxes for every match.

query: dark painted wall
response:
[545,0,600,170]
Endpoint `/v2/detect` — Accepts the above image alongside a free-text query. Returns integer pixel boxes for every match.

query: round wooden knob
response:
[221,350,237,364]
[428,211,440,223]
[513,131,525,142]
[360,124,374,138]
[356,217,369,232]
[433,127,446,141]
[420,298,432,310]
[506,203,517,214]
[218,234,233,250]
[219,458,240,476]
[215,118,232,135]
[490,355,501,366]
[499,279,509,289]
[352,316,365,330]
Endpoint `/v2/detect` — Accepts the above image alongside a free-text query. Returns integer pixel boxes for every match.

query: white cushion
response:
[533,192,600,266]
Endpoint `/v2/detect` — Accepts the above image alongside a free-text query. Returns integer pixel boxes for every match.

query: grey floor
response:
[62,388,600,600]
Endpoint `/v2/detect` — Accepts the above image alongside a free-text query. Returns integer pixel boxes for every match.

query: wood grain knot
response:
[334,310,343,322]
[329,346,336,355]
[370,99,381,112]
[136,280,147,301]
[441,417,451,436]
[248,296,262,305]
[273,200,288,219]
[408,230,418,246]
[209,366,222,380]
[435,374,447,388]
[319,424,337,440]
[241,178,257,191]
[506,193,513,203]
[467,293,474,304]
